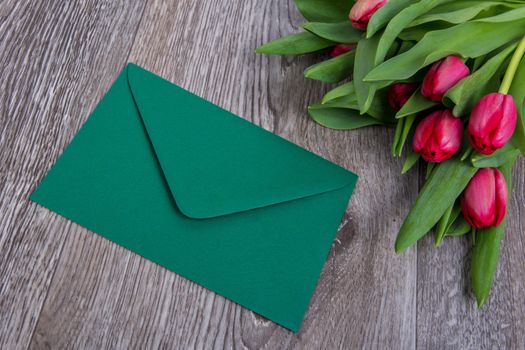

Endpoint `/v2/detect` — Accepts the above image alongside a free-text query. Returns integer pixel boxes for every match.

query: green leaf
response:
[396,88,438,118]
[366,0,414,38]
[374,0,452,66]
[471,145,520,168]
[444,43,517,116]
[320,89,395,124]
[308,105,381,130]
[365,17,525,82]
[401,150,420,174]
[395,114,416,156]
[354,34,382,114]
[408,1,505,28]
[256,32,334,55]
[509,56,525,156]
[445,215,471,236]
[471,161,513,307]
[302,21,362,44]
[320,94,359,110]
[480,6,525,23]
[294,0,354,23]
[392,118,404,156]
[399,24,442,42]
[367,88,396,124]
[395,157,478,252]
[322,82,355,103]
[434,203,454,247]
[304,51,355,83]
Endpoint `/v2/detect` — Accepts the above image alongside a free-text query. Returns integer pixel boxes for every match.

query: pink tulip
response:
[468,92,517,155]
[413,110,463,163]
[330,44,356,58]
[461,168,508,229]
[421,56,470,102]
[387,83,418,110]
[349,0,388,30]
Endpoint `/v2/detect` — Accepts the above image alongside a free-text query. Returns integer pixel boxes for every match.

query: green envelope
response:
[30,63,357,332]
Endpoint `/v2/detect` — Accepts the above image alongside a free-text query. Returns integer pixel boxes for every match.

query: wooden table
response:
[1,1,524,348]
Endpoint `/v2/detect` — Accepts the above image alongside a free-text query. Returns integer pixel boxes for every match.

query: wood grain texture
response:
[0,0,523,349]
[0,1,146,348]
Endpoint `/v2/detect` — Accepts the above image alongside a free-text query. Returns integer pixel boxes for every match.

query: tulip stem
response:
[461,147,474,161]
[499,35,525,94]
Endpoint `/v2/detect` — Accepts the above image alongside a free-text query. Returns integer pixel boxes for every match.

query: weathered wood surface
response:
[0,0,523,349]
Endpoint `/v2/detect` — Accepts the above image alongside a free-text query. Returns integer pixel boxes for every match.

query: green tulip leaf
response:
[256,32,334,55]
[408,1,505,28]
[394,114,416,156]
[392,119,404,155]
[366,0,414,38]
[354,34,382,114]
[374,0,453,66]
[445,215,471,237]
[304,51,355,83]
[319,94,359,110]
[320,89,395,124]
[365,17,525,82]
[471,161,512,308]
[322,82,355,103]
[444,43,517,116]
[396,88,438,118]
[471,145,520,168]
[480,6,525,23]
[308,105,381,130]
[395,157,478,253]
[398,24,443,42]
[434,203,455,247]
[302,21,363,44]
[401,150,420,174]
[294,0,354,22]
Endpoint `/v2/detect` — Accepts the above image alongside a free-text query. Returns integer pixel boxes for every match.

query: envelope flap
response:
[126,63,356,219]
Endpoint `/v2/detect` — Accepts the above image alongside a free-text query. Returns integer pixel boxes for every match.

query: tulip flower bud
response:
[421,56,470,102]
[387,83,417,110]
[413,110,463,163]
[330,44,356,58]
[349,0,388,30]
[468,92,517,155]
[461,168,508,229]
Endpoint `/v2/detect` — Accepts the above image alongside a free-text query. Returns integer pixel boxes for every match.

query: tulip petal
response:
[461,168,498,228]
[414,110,462,162]
[493,168,508,226]
[413,111,437,152]
[469,93,518,154]
[422,56,469,102]
[432,56,470,97]
[491,94,517,148]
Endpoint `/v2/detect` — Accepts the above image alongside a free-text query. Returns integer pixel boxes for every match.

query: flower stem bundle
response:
[257,0,525,307]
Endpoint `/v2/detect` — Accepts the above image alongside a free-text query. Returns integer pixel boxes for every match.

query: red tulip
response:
[461,168,508,229]
[421,56,470,102]
[387,83,418,110]
[413,110,463,163]
[330,44,356,58]
[468,92,517,155]
[349,0,388,30]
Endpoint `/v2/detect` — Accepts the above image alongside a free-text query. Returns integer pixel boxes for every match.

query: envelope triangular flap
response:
[126,63,356,219]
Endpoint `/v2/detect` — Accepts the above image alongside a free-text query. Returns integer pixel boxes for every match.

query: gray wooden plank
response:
[0,1,147,348]
[28,0,418,349]
[416,158,525,349]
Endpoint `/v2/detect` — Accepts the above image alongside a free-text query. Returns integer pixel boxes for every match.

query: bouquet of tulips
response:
[257,0,525,306]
